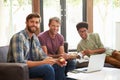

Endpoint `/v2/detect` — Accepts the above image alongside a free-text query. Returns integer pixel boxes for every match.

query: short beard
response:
[27,27,36,33]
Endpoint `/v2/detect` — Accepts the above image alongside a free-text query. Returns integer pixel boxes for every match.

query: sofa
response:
[0,42,115,80]
[0,46,31,80]
[0,42,69,80]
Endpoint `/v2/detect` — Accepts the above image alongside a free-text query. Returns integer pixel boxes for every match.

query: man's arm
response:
[58,46,64,54]
[26,57,56,68]
[58,46,81,59]
[41,45,62,58]
[92,48,105,54]
[83,33,106,55]
[82,48,105,55]
[41,46,48,55]
[7,34,25,63]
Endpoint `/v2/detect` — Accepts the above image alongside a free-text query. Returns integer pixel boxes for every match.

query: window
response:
[0,0,32,46]
[66,0,83,50]
[43,0,61,31]
[93,0,120,50]
[41,0,83,51]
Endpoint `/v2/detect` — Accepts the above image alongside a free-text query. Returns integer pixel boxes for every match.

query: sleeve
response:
[94,33,104,48]
[77,42,83,53]
[35,37,47,60]
[38,46,47,60]
[7,34,26,63]
[60,35,64,46]
[38,35,46,46]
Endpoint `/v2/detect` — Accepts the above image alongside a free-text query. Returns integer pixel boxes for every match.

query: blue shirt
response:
[7,29,46,63]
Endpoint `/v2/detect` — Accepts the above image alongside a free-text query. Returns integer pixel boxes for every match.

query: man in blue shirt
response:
[7,13,67,80]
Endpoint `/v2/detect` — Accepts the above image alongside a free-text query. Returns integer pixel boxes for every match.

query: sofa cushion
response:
[0,46,9,62]
[0,63,29,80]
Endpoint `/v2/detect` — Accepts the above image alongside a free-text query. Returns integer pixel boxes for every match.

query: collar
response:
[82,33,90,41]
[23,29,35,40]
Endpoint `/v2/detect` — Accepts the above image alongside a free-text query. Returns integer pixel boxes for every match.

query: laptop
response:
[71,53,106,73]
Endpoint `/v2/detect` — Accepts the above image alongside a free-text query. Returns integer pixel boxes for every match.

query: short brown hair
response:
[49,17,61,25]
[76,22,88,31]
[26,13,41,22]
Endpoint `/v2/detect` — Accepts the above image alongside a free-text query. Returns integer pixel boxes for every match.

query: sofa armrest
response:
[0,63,29,80]
[64,41,68,53]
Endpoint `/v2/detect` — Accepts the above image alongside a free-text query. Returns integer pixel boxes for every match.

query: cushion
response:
[0,46,9,62]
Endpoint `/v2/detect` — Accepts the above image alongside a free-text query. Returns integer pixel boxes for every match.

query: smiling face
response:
[26,17,40,33]
[78,27,88,40]
[49,20,60,35]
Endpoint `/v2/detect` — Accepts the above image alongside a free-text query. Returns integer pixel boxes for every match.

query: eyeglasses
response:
[79,30,87,34]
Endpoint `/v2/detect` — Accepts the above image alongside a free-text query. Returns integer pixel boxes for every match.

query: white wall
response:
[115,22,120,51]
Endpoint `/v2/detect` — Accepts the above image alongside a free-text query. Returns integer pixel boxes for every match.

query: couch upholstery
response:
[0,63,29,80]
[0,46,30,80]
[0,46,9,62]
[0,42,69,80]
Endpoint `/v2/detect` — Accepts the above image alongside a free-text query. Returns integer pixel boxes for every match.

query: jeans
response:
[65,59,76,76]
[53,64,66,80]
[29,64,55,80]
[29,64,66,80]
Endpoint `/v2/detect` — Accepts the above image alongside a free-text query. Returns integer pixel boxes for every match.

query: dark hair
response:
[76,22,88,31]
[49,17,61,25]
[26,13,41,22]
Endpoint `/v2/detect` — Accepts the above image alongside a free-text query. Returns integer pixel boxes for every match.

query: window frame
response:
[38,0,93,51]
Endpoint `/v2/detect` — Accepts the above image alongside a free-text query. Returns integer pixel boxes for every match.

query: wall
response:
[115,22,120,50]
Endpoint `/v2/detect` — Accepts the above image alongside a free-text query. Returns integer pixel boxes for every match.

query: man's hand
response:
[55,57,67,67]
[60,53,81,60]
[82,49,94,55]
[67,53,81,59]
[60,53,68,59]
[43,57,56,65]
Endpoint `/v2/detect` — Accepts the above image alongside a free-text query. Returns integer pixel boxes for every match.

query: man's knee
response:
[29,64,55,79]
[35,64,55,74]
[66,59,76,71]
[43,64,54,73]
[68,59,76,67]
[112,50,120,56]
[105,56,111,63]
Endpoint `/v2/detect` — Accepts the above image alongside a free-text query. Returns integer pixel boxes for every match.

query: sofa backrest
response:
[64,41,68,53]
[0,42,68,63]
[0,46,9,62]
